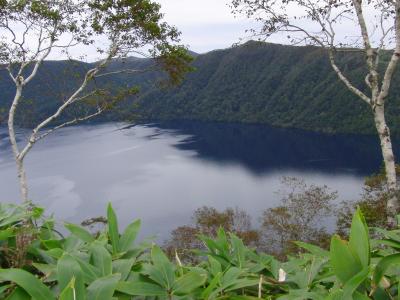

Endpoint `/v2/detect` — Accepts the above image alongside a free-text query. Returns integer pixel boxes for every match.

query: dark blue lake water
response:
[0,121,395,238]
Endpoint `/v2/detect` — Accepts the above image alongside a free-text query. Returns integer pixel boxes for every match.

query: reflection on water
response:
[145,121,393,176]
[0,122,395,239]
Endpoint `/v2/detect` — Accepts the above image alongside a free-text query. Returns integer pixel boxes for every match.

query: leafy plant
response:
[1,202,400,299]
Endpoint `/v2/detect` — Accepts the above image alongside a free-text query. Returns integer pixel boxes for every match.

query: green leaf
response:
[41,239,62,250]
[342,267,369,299]
[119,219,141,252]
[112,259,135,281]
[348,207,370,268]
[65,223,95,243]
[330,235,362,284]
[57,254,86,300]
[208,255,222,276]
[116,281,168,296]
[107,203,120,255]
[230,234,246,268]
[32,206,44,219]
[5,287,30,300]
[87,274,120,300]
[0,268,55,300]
[222,267,241,286]
[373,253,400,287]
[172,271,207,294]
[0,284,12,296]
[59,277,77,300]
[74,257,101,284]
[151,245,175,289]
[295,241,329,257]
[201,272,222,299]
[90,242,112,276]
[32,263,57,281]
[0,228,14,240]
[224,279,259,292]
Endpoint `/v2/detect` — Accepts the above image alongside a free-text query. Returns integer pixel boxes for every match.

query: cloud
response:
[156,0,239,26]
[155,0,254,53]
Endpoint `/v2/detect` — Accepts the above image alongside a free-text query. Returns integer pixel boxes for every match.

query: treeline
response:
[2,41,400,135]
[163,169,391,263]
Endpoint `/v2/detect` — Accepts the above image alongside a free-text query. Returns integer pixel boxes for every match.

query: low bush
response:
[0,202,399,299]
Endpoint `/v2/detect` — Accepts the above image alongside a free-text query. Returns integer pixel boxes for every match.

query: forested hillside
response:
[2,41,400,135]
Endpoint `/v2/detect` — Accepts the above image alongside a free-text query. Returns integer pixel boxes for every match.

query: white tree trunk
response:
[16,158,29,203]
[8,82,30,203]
[373,105,399,226]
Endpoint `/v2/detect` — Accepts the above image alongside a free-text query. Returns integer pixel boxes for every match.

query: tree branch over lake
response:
[231,0,400,226]
[1,0,193,204]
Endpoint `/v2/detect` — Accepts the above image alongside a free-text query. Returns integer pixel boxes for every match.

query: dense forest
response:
[2,41,400,135]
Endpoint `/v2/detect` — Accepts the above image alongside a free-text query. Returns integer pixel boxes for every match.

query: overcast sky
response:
[156,0,252,53]
[154,0,365,54]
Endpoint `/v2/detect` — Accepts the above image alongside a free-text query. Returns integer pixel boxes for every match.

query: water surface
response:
[0,121,394,238]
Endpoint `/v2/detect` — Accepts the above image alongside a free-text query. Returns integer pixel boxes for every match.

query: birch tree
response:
[231,0,400,226]
[1,0,191,204]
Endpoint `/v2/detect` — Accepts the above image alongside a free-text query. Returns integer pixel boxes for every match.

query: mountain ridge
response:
[1,41,400,135]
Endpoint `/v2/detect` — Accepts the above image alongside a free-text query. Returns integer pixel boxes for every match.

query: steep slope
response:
[136,41,400,134]
[1,41,400,134]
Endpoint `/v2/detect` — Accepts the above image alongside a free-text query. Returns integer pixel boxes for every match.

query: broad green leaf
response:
[90,242,112,276]
[107,203,120,254]
[142,264,169,288]
[172,271,207,294]
[373,253,400,287]
[342,267,369,299]
[330,235,361,284]
[373,239,400,250]
[74,257,101,284]
[112,259,135,281]
[119,219,141,252]
[41,239,62,250]
[208,255,222,276]
[295,241,329,257]
[0,268,55,300]
[151,245,175,289]
[87,274,121,300]
[201,272,222,299]
[224,279,259,292]
[349,208,370,268]
[65,223,95,243]
[0,228,14,240]
[222,267,241,286]
[116,281,168,296]
[57,254,86,300]
[59,277,77,300]
[45,248,64,259]
[5,287,30,300]
[230,234,246,268]
[32,263,56,282]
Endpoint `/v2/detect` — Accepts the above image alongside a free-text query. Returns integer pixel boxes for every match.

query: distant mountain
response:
[1,41,400,135]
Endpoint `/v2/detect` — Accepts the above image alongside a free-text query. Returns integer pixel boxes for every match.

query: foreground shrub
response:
[164,206,261,264]
[0,202,400,299]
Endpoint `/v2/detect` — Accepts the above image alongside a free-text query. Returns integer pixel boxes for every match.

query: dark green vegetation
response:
[2,41,400,135]
[1,200,400,299]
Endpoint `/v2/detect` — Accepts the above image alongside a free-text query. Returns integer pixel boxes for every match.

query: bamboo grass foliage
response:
[1,203,400,299]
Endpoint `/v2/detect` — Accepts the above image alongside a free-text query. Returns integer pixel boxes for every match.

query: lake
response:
[0,121,395,239]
